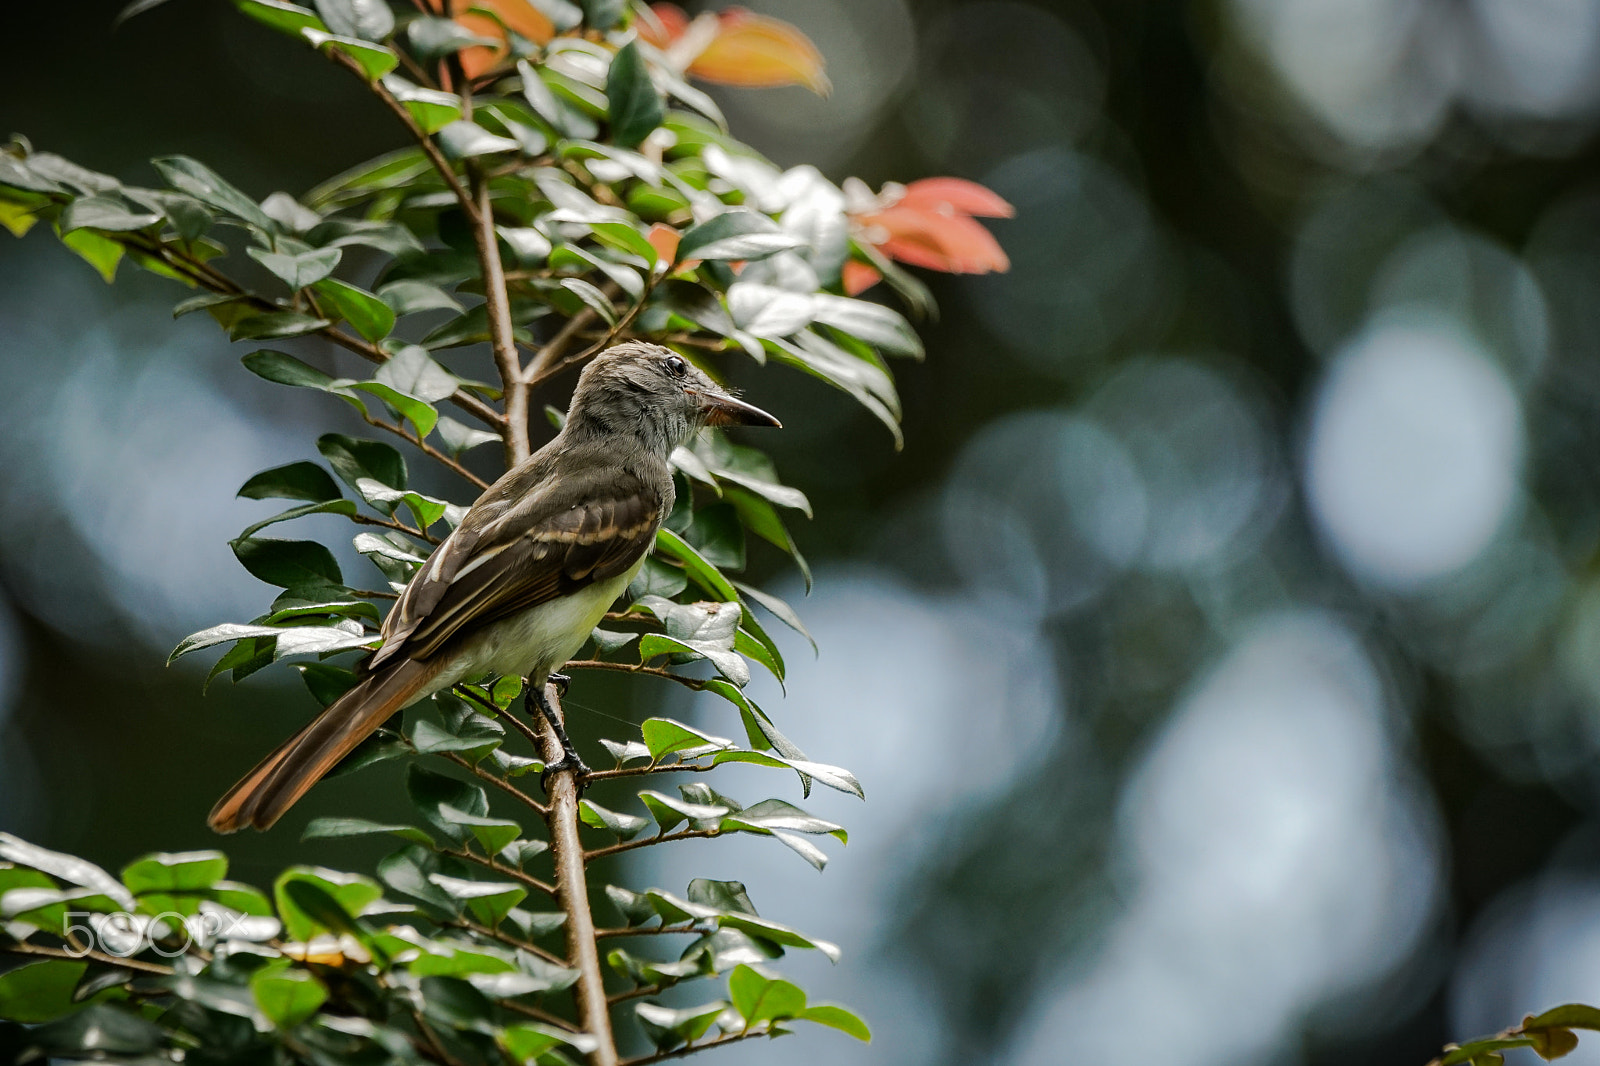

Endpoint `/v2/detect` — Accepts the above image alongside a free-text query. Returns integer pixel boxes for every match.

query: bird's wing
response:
[372,473,662,666]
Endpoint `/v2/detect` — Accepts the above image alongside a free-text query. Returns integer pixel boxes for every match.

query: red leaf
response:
[688,9,830,94]
[639,2,690,48]
[647,223,681,266]
[898,177,1014,219]
[842,260,882,295]
[867,207,1010,274]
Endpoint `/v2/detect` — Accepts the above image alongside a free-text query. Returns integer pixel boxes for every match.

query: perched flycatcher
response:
[209,341,779,832]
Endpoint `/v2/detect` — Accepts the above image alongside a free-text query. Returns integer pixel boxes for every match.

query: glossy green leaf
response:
[238,461,343,503]
[579,799,650,840]
[273,866,382,942]
[121,851,227,894]
[379,278,462,316]
[679,209,802,262]
[405,764,489,846]
[0,960,86,1023]
[641,717,736,760]
[436,121,521,159]
[318,433,406,494]
[636,1000,726,1051]
[251,967,327,1029]
[60,227,123,282]
[59,197,161,233]
[232,537,343,588]
[249,244,342,289]
[234,0,328,36]
[229,310,332,340]
[436,415,500,457]
[560,277,619,325]
[302,29,398,79]
[301,817,434,846]
[605,40,664,149]
[313,0,393,40]
[152,155,275,230]
[803,1004,871,1041]
[312,277,394,340]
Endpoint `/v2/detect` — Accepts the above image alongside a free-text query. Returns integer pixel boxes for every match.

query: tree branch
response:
[437,844,556,899]
[583,829,721,864]
[2,941,174,975]
[502,999,581,1032]
[586,761,717,783]
[564,660,709,690]
[442,915,566,967]
[439,751,549,819]
[593,923,698,940]
[471,170,530,467]
[618,1031,767,1066]
[537,683,618,1066]
[528,273,661,389]
[359,411,491,491]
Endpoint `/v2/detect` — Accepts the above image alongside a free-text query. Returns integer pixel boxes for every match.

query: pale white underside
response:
[412,557,645,701]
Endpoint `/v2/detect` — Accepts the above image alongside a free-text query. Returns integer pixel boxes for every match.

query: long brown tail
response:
[208,657,441,833]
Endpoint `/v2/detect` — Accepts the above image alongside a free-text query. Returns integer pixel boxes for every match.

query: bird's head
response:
[567,341,780,453]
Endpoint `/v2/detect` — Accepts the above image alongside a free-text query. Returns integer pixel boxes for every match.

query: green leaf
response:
[237,499,359,540]
[235,0,328,35]
[605,40,664,149]
[380,278,463,316]
[684,502,745,570]
[301,817,434,846]
[303,29,399,79]
[628,555,688,599]
[114,0,180,27]
[251,966,328,1029]
[375,344,456,401]
[811,293,923,358]
[249,243,342,289]
[636,1000,726,1051]
[579,799,650,840]
[735,581,815,649]
[273,866,382,942]
[229,310,332,340]
[314,0,394,40]
[232,537,343,588]
[386,81,463,134]
[241,348,342,392]
[654,529,737,599]
[711,750,863,799]
[1523,1005,1600,1032]
[59,197,161,233]
[560,277,618,325]
[239,461,342,503]
[436,415,500,457]
[641,717,736,760]
[60,227,123,282]
[319,433,406,493]
[406,764,489,846]
[152,154,275,230]
[345,379,439,437]
[427,875,526,927]
[679,209,802,262]
[436,120,521,159]
[591,220,659,267]
[312,277,395,340]
[406,16,497,59]
[0,960,86,1023]
[802,1004,871,1041]
[730,965,806,1027]
[120,851,227,894]
[638,790,730,833]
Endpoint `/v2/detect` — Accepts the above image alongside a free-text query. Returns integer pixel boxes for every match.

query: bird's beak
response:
[690,389,782,428]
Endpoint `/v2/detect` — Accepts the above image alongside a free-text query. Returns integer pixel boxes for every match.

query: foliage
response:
[0,0,1009,1062]
[1427,1005,1600,1066]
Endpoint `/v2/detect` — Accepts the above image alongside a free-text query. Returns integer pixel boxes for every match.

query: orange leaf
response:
[899,177,1014,219]
[452,0,553,79]
[647,223,681,266]
[842,260,882,295]
[868,207,1010,274]
[688,9,830,94]
[638,2,690,48]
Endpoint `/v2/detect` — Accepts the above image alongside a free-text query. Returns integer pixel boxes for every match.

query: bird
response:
[208,341,780,833]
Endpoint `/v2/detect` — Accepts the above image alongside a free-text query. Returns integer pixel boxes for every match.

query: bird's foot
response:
[540,751,591,797]
[547,672,571,698]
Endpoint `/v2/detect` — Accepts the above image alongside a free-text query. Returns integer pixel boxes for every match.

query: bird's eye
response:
[664,355,688,378]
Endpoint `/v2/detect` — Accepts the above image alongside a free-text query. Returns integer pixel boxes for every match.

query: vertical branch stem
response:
[471,172,531,466]
[537,683,617,1066]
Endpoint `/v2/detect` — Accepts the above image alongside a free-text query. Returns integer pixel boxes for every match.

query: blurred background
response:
[8,0,1600,1063]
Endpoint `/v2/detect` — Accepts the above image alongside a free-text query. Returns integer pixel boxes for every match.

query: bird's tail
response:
[208,657,441,833]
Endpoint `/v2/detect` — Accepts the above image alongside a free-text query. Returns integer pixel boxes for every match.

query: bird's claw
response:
[540,752,591,797]
[547,672,571,697]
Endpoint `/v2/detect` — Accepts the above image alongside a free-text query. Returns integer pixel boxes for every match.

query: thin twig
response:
[538,684,619,1066]
[349,587,400,600]
[607,984,663,1006]
[502,999,582,1032]
[438,845,556,899]
[361,411,491,491]
[351,511,441,545]
[593,924,698,940]
[586,761,717,782]
[471,170,530,468]
[328,48,477,223]
[2,941,173,975]
[619,1031,766,1066]
[524,303,603,384]
[412,1008,469,1066]
[439,751,549,818]
[565,660,709,690]
[443,916,566,967]
[583,829,721,864]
